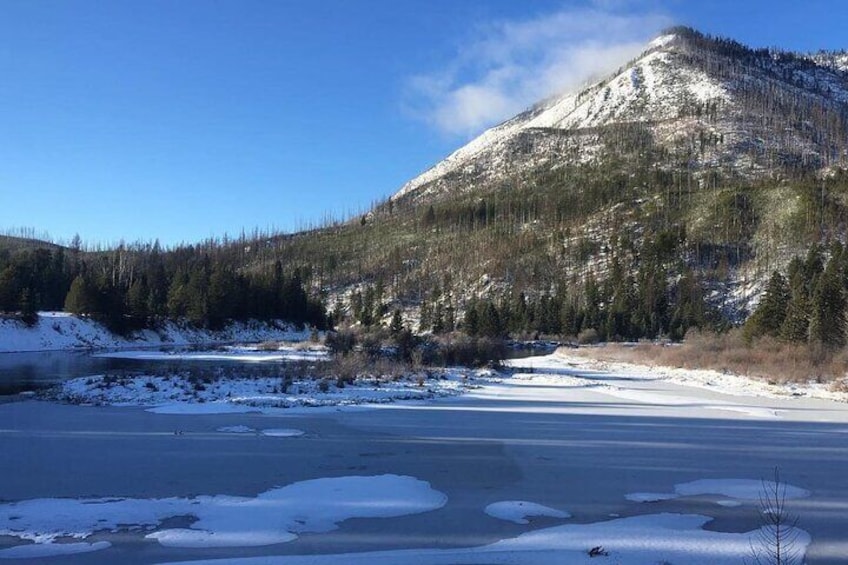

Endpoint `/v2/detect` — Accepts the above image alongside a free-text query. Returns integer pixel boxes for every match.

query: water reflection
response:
[0,349,322,396]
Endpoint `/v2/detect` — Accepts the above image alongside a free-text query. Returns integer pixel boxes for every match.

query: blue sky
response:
[1,0,846,247]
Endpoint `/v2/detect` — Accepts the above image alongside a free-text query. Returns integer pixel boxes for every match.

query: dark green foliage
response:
[423,334,507,368]
[19,288,37,326]
[0,238,328,331]
[64,275,98,315]
[450,262,717,343]
[808,260,846,348]
[745,271,790,340]
[780,291,810,342]
[463,299,504,338]
[754,249,848,348]
[389,309,404,334]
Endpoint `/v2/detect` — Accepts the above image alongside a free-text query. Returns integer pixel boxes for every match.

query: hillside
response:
[260,28,848,334]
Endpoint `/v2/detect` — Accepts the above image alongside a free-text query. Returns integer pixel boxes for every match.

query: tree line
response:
[343,255,719,343]
[0,242,327,332]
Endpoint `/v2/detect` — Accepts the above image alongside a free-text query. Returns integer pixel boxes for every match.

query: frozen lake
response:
[1,353,847,563]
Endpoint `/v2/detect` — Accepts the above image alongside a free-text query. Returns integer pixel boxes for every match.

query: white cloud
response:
[406,6,673,137]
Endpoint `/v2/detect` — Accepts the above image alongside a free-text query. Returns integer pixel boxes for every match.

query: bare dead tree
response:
[749,467,803,565]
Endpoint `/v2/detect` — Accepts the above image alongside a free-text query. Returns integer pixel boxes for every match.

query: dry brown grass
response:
[568,329,848,385]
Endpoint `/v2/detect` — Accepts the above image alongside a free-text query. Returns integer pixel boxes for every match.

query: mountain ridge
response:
[392,27,848,205]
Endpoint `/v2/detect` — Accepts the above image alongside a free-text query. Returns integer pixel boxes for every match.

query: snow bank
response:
[0,312,311,353]
[547,349,848,404]
[0,475,446,556]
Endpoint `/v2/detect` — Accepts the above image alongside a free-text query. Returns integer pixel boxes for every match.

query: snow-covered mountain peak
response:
[393,28,848,204]
[646,32,678,51]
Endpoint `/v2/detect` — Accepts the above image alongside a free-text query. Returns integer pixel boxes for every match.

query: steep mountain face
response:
[393,28,848,205]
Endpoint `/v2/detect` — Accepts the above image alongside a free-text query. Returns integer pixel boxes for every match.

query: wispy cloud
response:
[405,5,673,137]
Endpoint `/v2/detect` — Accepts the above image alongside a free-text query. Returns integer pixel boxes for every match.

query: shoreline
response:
[0,312,312,354]
[558,345,848,404]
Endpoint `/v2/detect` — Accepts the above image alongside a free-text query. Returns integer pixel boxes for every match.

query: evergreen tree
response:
[389,308,404,335]
[19,288,37,326]
[464,301,480,336]
[780,291,810,342]
[64,275,97,315]
[808,261,846,348]
[745,271,790,339]
[126,278,149,322]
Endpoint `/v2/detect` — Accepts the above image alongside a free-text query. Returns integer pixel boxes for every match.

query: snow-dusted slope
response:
[0,313,310,353]
[393,29,848,203]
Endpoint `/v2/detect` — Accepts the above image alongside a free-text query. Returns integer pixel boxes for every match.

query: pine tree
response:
[126,278,149,322]
[464,302,480,336]
[19,288,37,326]
[808,262,846,348]
[389,308,404,335]
[745,271,790,339]
[780,291,810,343]
[64,275,96,315]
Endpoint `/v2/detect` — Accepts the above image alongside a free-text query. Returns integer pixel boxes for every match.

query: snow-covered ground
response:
[555,347,848,404]
[0,312,311,353]
[46,368,496,413]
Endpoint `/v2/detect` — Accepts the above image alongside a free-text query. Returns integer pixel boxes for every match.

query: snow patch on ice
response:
[627,478,810,506]
[0,541,111,559]
[0,475,446,554]
[216,426,255,433]
[675,478,810,501]
[625,492,679,503]
[260,428,304,438]
[484,501,570,524]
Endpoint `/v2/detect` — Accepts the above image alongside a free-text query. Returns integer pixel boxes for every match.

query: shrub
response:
[568,329,848,384]
[577,328,600,345]
[326,329,356,355]
[426,333,507,368]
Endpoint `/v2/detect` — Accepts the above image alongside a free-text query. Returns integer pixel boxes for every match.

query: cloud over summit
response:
[406,6,672,137]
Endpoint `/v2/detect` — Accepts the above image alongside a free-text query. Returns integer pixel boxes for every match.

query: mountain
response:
[393,27,848,205]
[5,28,848,341]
